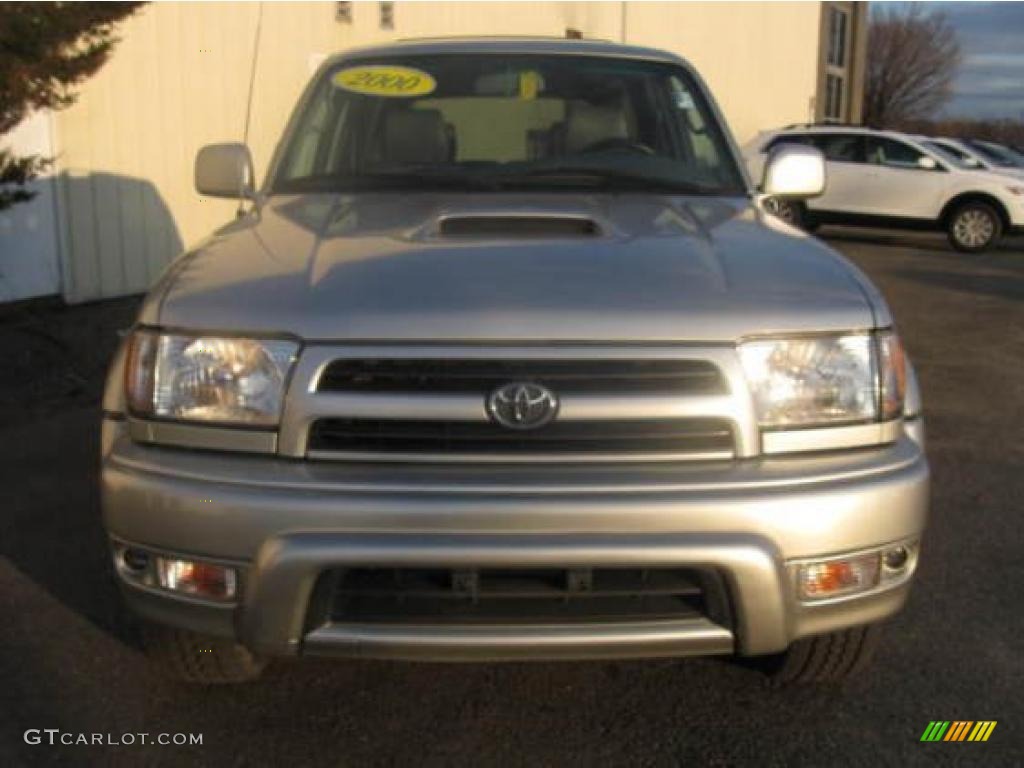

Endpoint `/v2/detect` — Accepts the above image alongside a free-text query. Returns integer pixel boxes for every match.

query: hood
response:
[153,194,879,342]
[958,167,1024,184]
[987,167,1024,181]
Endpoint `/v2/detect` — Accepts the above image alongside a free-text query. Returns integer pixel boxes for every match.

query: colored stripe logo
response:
[920,721,997,742]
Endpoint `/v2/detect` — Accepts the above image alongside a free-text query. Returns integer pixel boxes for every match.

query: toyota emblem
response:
[486,382,559,430]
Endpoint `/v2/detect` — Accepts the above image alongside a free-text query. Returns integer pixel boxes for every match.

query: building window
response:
[335,2,353,23]
[827,8,848,67]
[379,1,394,29]
[822,5,850,122]
[825,74,844,121]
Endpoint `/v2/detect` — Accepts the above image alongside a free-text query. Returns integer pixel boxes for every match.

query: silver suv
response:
[101,39,928,685]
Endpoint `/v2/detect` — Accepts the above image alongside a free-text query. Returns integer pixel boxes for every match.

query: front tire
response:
[141,622,266,684]
[763,197,805,228]
[756,625,881,686]
[947,201,1002,252]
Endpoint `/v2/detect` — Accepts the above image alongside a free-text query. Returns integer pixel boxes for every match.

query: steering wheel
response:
[578,137,656,155]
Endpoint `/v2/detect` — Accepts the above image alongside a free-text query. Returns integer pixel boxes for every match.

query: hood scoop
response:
[437,213,601,238]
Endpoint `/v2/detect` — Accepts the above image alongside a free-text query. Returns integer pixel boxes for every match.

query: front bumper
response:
[1007,197,1024,231]
[102,420,929,661]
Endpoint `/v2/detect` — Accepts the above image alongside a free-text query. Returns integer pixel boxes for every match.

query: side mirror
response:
[195,143,255,199]
[762,145,825,199]
[917,155,938,171]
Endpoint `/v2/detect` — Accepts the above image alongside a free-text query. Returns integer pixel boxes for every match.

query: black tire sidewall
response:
[141,622,266,684]
[752,624,882,685]
[765,197,805,229]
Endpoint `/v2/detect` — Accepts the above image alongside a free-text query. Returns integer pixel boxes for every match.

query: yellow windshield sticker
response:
[332,65,436,97]
[519,71,542,100]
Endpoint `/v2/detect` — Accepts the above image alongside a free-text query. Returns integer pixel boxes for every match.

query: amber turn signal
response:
[798,553,880,600]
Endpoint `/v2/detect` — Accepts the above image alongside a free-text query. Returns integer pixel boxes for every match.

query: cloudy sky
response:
[927,2,1024,119]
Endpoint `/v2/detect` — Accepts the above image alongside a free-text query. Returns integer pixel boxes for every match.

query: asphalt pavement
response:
[1,228,1022,767]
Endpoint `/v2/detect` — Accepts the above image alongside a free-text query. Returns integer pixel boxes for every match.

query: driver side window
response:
[867,137,928,169]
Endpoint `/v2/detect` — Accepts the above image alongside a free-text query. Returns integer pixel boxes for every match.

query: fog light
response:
[798,553,879,600]
[155,557,237,601]
[121,548,150,573]
[883,546,909,571]
[880,540,919,584]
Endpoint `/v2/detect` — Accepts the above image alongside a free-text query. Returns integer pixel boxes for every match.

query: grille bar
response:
[317,358,727,395]
[308,417,734,456]
[279,346,758,460]
[325,567,720,625]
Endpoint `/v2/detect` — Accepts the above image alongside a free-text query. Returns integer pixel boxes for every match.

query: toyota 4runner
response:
[101,39,929,684]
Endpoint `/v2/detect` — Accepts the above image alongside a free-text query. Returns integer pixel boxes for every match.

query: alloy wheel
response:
[953,208,996,249]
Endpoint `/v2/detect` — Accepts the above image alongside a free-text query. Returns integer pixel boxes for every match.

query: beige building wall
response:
[624,2,823,143]
[50,1,835,303]
[54,2,338,301]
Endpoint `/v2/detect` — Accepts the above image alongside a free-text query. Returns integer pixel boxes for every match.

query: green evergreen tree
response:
[0,1,143,209]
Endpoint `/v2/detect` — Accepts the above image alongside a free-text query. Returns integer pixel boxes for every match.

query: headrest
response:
[382,109,450,165]
[564,102,629,154]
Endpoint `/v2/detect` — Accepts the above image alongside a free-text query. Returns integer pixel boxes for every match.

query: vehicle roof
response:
[322,36,693,68]
[756,125,970,163]
[772,125,904,138]
[930,137,990,154]
[918,136,966,148]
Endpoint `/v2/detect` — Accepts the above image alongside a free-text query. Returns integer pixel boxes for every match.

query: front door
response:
[857,137,949,220]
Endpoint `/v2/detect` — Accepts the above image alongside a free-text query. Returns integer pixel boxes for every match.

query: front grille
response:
[307,417,734,457]
[315,567,730,625]
[316,358,726,395]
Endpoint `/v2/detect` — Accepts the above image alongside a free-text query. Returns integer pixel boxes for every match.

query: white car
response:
[921,136,1024,181]
[743,125,1024,252]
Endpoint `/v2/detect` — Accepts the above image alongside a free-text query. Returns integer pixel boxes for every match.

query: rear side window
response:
[811,133,864,163]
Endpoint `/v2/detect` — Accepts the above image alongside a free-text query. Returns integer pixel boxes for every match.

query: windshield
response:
[924,140,975,169]
[272,54,746,195]
[966,140,1022,168]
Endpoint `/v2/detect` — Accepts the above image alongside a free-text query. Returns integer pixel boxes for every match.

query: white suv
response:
[743,125,1024,252]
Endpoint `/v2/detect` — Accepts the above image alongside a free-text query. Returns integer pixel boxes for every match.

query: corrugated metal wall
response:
[50,1,826,303]
[0,112,61,301]
[54,2,344,302]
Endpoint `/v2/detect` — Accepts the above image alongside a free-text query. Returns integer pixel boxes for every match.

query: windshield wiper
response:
[275,168,501,193]
[494,166,718,194]
[355,167,503,189]
[275,163,730,195]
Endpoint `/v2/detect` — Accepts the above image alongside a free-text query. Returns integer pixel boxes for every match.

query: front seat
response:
[381,108,452,165]
[563,102,630,154]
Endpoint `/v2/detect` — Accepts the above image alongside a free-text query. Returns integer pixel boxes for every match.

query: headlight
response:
[739,332,905,428]
[125,331,299,425]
